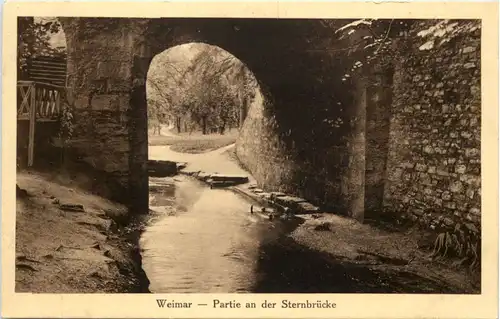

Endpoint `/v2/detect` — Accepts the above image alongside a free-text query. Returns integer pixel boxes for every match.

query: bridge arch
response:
[59,17,382,219]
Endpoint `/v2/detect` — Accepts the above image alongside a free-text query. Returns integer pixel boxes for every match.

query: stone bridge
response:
[58,18,481,229]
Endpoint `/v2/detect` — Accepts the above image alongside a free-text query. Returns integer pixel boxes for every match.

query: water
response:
[140,174,460,294]
[140,176,283,293]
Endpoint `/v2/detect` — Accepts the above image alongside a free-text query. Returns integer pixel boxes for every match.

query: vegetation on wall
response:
[333,19,480,79]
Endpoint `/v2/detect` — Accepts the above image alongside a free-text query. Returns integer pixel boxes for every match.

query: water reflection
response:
[141,176,277,293]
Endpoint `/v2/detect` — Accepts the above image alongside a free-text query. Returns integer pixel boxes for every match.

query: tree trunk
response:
[176,117,181,134]
[219,120,226,135]
[202,117,207,135]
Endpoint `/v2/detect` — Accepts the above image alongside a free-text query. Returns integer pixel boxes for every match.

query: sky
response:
[34,17,67,48]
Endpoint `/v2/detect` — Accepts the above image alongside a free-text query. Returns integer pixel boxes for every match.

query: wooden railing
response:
[17,80,67,167]
[17,80,65,122]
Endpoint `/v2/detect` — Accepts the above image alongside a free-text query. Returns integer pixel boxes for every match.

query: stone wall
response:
[238,20,481,233]
[60,18,142,208]
[384,21,481,234]
[235,90,298,194]
[56,18,481,232]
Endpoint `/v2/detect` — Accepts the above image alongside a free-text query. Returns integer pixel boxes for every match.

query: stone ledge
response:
[181,170,249,188]
[147,160,177,177]
[241,183,321,216]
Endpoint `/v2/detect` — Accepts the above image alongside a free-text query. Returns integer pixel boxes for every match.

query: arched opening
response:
[145,42,261,169]
[145,42,265,216]
[17,17,68,170]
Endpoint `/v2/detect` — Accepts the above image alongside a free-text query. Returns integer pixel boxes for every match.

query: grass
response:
[148,128,239,154]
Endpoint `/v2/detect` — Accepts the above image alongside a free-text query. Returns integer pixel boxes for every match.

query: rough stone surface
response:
[384,20,481,235]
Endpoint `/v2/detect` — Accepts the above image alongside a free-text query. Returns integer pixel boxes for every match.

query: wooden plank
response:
[34,55,66,61]
[19,80,65,90]
[27,84,36,167]
[27,56,67,87]
[31,59,66,65]
[30,67,67,73]
[30,70,67,77]
[30,76,66,84]
[30,61,66,69]
[55,90,61,115]
[30,63,66,69]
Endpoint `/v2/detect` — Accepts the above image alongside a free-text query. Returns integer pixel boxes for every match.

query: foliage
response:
[430,222,480,271]
[59,100,74,143]
[18,17,65,78]
[333,19,480,81]
[147,44,257,135]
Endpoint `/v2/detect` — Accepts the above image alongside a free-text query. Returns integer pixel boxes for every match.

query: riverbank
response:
[148,129,238,154]
[15,171,150,293]
[165,145,481,293]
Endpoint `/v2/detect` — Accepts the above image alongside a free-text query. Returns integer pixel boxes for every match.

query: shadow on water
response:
[252,234,464,294]
[144,177,467,294]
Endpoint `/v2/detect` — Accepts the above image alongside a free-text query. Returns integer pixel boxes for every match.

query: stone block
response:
[108,79,131,92]
[455,164,467,174]
[442,191,452,201]
[97,61,132,80]
[449,181,464,193]
[148,160,177,177]
[274,195,307,210]
[91,94,120,111]
[415,163,427,172]
[296,202,320,214]
[469,207,480,215]
[462,46,476,54]
[210,174,249,184]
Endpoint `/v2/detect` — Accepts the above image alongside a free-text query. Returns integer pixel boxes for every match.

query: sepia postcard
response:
[1,1,499,318]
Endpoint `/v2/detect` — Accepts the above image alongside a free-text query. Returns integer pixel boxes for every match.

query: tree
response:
[18,17,64,80]
[146,44,259,135]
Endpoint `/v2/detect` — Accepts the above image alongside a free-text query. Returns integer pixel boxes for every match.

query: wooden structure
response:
[17,54,67,167]
[27,55,67,86]
[17,80,65,167]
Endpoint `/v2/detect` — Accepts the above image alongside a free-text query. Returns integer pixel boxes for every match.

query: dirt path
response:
[149,143,255,183]
[15,172,149,293]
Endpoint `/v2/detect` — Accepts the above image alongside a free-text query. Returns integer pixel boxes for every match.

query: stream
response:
[140,176,290,293]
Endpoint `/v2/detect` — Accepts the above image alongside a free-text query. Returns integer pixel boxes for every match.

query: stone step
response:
[296,201,320,214]
[273,195,308,210]
[176,162,187,170]
[197,172,212,181]
[210,174,249,184]
[210,180,237,188]
[270,191,287,198]
[148,160,177,177]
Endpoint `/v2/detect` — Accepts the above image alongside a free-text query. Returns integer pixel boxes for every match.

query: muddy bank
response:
[15,171,150,293]
[253,217,480,293]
